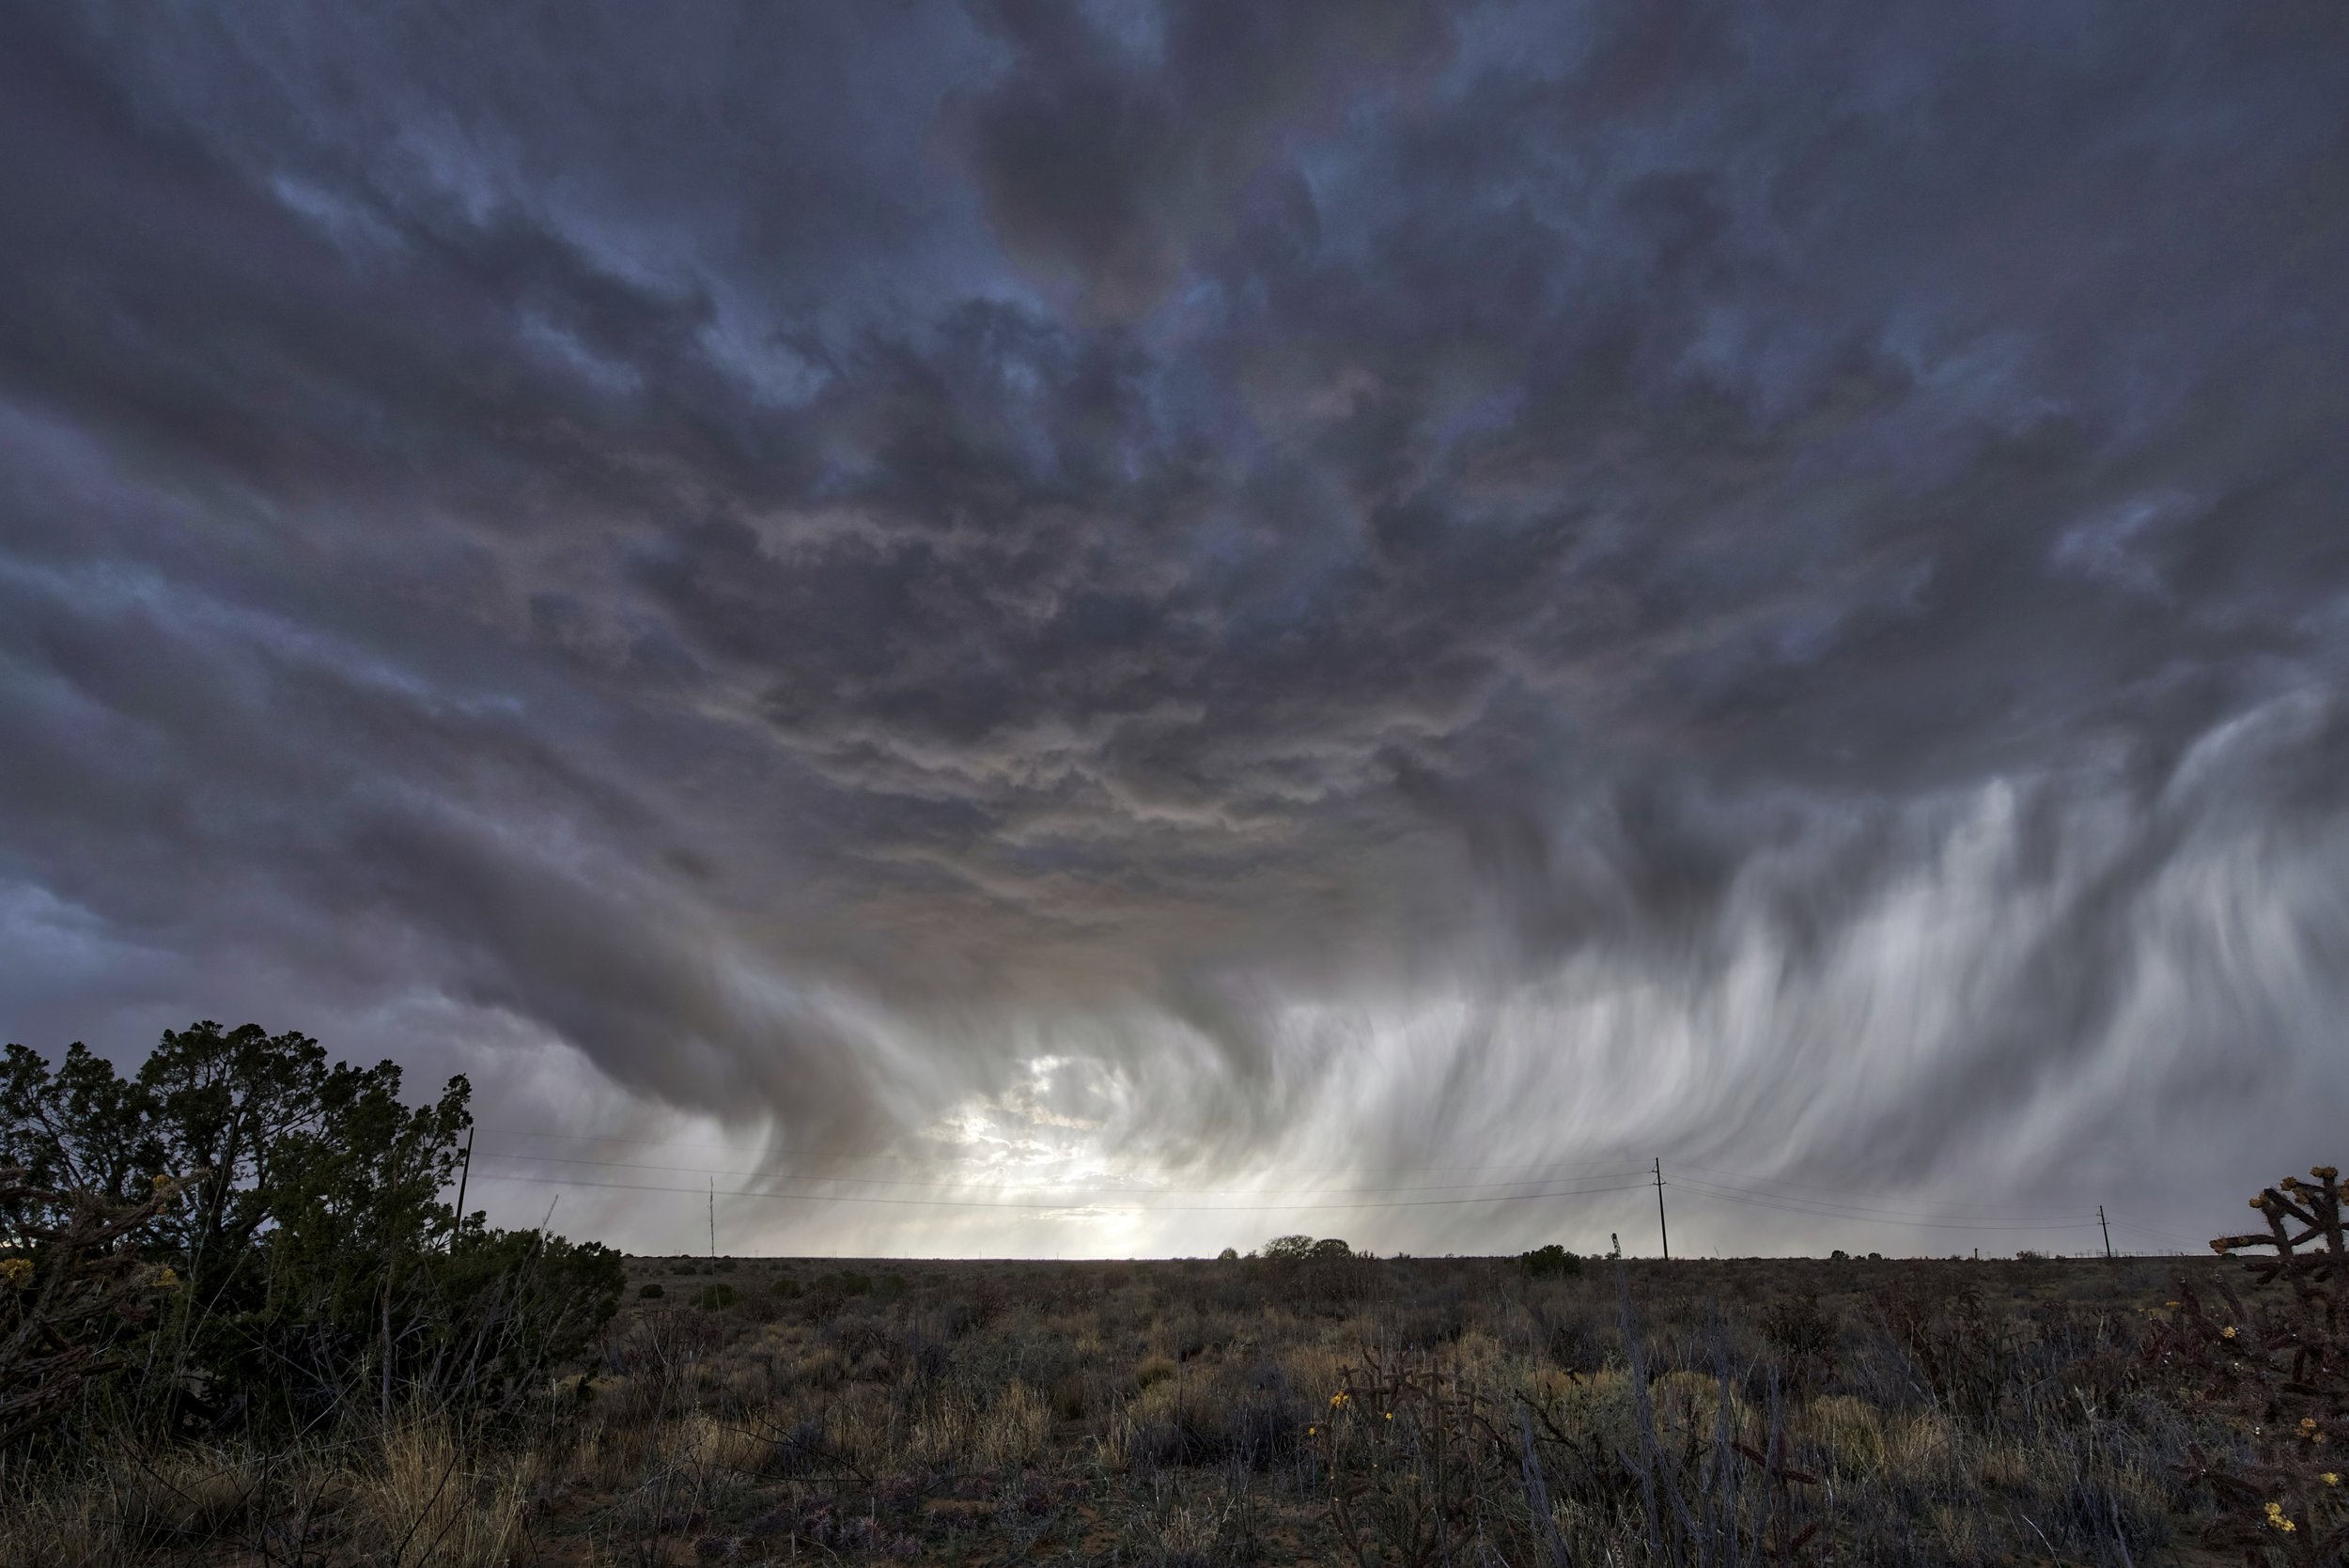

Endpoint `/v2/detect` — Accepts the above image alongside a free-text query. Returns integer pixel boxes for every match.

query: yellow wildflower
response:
[2222,1326,2238,1339]
[0,1257,31,1289]
[1330,1391,1350,1408]
[2322,1473,2340,1487]
[2304,1418,2319,1432]
[150,1265,179,1291]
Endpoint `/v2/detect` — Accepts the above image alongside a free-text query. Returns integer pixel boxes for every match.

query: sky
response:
[4,1,2348,1260]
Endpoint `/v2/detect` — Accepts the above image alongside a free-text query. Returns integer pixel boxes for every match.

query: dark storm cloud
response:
[953,0,1455,318]
[3,1,2347,1253]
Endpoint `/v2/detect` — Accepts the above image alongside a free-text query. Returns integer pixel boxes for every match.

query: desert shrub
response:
[1049,1370,1092,1420]
[1166,1372,1307,1471]
[770,1276,802,1298]
[638,1282,663,1299]
[1527,1299,1607,1374]
[1762,1291,1839,1358]
[1520,1243,1583,1280]
[692,1283,737,1311]
[1763,1290,1843,1395]
[1252,1235,1374,1312]
[1869,1280,2012,1426]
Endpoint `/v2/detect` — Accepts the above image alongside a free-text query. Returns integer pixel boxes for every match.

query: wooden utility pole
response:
[1654,1157,1670,1261]
[708,1176,716,1260]
[452,1124,474,1247]
[2098,1204,2112,1260]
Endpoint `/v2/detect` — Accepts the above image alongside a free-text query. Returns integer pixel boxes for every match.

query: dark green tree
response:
[1,1023,622,1441]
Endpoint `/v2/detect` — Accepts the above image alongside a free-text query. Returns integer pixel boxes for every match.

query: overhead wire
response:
[459,1129,2170,1241]
[1672,1163,2084,1220]
[465,1148,1655,1199]
[2110,1219,2206,1254]
[474,1126,1662,1182]
[462,1169,1657,1214]
[1672,1178,2098,1232]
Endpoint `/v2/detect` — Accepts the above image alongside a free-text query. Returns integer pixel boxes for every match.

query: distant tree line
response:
[0,1021,623,1448]
[1214,1234,1586,1279]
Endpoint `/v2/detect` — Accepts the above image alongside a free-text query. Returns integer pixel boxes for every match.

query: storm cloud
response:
[4,1,2347,1257]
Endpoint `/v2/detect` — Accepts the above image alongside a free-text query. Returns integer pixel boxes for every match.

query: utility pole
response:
[451,1124,474,1250]
[1654,1157,1670,1261]
[708,1176,717,1260]
[2098,1204,2112,1260]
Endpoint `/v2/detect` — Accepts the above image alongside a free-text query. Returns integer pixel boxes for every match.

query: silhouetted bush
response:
[1519,1243,1582,1280]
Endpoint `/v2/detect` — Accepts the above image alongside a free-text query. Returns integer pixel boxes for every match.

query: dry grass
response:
[3,1249,2275,1564]
[354,1416,525,1568]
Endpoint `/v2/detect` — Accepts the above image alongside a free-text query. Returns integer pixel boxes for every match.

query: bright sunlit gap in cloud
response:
[442,734,2343,1263]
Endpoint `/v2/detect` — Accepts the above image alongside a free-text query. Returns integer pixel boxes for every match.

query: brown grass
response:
[1,1249,2281,1565]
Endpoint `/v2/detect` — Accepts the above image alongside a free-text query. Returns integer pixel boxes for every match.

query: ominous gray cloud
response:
[4,0,2347,1257]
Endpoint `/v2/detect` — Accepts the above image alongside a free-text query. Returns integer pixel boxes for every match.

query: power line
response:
[464,1170,1657,1214]
[474,1126,1658,1181]
[459,1130,2161,1242]
[1673,1163,2083,1219]
[1672,1175,2102,1227]
[466,1149,1654,1199]
[2111,1219,2208,1253]
[1674,1179,2098,1232]
[1675,1178,2101,1230]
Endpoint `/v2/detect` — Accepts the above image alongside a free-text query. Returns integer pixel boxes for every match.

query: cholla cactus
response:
[0,1164,199,1446]
[2149,1164,2349,1564]
[2210,1165,2345,1281]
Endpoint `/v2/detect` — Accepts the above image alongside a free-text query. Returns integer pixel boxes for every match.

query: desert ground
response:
[13,1240,2337,1567]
